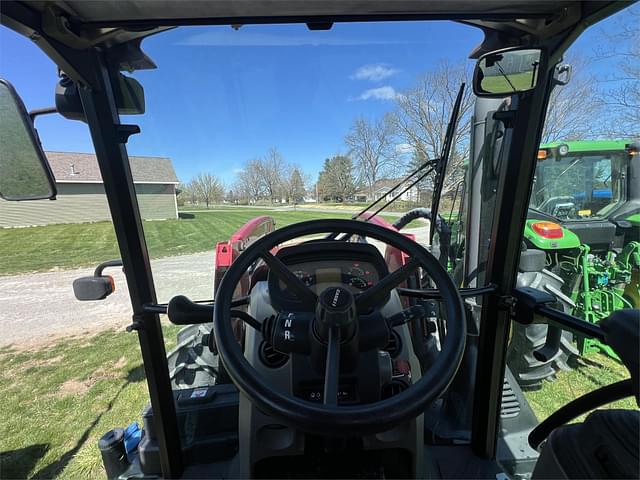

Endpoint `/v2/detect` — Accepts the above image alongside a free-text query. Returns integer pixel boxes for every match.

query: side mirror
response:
[73,259,123,301]
[473,48,543,97]
[0,79,57,200]
[73,276,115,301]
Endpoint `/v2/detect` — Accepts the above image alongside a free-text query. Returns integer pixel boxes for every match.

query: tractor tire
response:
[507,323,578,390]
[167,323,219,389]
[507,264,579,390]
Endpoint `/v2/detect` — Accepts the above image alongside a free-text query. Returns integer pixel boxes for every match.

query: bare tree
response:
[392,61,474,195]
[190,172,224,208]
[176,182,195,207]
[235,159,264,203]
[541,55,602,142]
[345,114,399,198]
[258,147,285,203]
[592,6,639,138]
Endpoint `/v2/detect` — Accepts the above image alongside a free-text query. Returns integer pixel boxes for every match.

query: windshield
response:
[114,22,481,303]
[530,151,627,220]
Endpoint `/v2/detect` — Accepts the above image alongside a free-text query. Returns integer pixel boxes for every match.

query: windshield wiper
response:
[495,61,517,92]
[429,82,466,242]
[325,158,437,240]
[328,83,465,243]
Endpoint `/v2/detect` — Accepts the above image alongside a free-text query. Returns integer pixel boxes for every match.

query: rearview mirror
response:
[0,79,57,200]
[473,48,543,97]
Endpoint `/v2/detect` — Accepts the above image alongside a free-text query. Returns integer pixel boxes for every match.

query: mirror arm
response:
[493,109,516,128]
[94,259,124,276]
[116,124,141,144]
[28,106,57,122]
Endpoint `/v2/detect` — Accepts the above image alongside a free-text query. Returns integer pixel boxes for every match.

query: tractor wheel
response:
[507,322,578,390]
[508,264,579,390]
[167,324,219,389]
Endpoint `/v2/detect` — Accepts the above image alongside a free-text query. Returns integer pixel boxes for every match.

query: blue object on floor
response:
[123,422,142,461]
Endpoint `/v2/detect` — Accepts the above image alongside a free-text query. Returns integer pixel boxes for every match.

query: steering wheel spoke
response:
[259,249,318,305]
[323,326,341,406]
[356,257,421,312]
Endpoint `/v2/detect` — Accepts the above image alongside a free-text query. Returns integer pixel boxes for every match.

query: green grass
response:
[525,352,635,422]
[0,323,180,479]
[0,208,418,276]
[0,327,633,479]
[481,70,537,93]
[0,210,339,275]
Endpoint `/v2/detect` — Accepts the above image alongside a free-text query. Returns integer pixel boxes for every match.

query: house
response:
[355,178,422,203]
[0,151,179,227]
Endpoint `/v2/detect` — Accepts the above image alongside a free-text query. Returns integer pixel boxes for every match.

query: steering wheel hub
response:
[315,286,357,342]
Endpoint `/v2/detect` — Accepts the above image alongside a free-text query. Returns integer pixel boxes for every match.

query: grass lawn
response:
[0,326,633,479]
[0,323,180,479]
[525,353,635,421]
[0,209,378,276]
[0,208,421,276]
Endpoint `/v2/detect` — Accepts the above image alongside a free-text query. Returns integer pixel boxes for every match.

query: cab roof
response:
[2,1,625,51]
[0,1,628,79]
[541,140,634,152]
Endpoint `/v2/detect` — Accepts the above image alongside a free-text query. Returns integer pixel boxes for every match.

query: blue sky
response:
[0,11,631,184]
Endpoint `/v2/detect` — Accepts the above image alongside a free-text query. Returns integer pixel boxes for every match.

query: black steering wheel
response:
[213,219,466,435]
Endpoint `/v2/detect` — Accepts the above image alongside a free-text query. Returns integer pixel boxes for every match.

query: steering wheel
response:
[213,219,466,435]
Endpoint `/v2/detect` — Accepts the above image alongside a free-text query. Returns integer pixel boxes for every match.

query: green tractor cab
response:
[511,140,640,376]
[530,140,639,252]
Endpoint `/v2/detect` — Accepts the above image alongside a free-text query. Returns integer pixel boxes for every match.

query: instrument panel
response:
[291,259,379,293]
[267,241,389,310]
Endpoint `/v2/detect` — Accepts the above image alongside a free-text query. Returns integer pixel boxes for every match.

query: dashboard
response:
[267,241,389,311]
[290,259,379,293]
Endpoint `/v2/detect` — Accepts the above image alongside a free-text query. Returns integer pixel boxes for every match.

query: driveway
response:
[0,251,216,347]
[0,224,431,347]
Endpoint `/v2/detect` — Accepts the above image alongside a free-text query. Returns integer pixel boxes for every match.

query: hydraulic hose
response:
[393,208,451,268]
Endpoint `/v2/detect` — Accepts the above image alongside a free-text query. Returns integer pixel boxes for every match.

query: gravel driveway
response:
[0,251,216,347]
[0,225,430,347]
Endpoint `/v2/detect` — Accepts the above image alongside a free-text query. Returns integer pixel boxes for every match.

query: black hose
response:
[392,208,451,268]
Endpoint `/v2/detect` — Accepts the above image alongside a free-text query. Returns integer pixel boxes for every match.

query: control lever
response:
[533,325,562,362]
[167,295,213,325]
[512,287,563,362]
[512,287,609,363]
[387,305,427,327]
[166,295,251,325]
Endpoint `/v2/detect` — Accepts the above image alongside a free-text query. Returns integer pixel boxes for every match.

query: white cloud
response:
[351,64,400,82]
[357,86,403,101]
[395,143,415,154]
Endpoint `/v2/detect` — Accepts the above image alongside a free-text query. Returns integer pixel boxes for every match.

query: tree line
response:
[178,147,309,207]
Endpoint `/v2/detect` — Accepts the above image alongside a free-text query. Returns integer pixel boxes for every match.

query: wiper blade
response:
[430,83,466,242]
[326,157,437,240]
[495,61,517,92]
[352,158,438,221]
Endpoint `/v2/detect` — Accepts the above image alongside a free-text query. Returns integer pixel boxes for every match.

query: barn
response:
[0,151,179,227]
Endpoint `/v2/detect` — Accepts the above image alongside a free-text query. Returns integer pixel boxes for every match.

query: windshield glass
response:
[119,22,481,303]
[530,151,627,220]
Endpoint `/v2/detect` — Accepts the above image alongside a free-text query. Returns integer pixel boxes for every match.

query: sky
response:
[0,9,632,185]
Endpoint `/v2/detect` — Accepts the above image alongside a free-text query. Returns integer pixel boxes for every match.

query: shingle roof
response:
[45,151,179,184]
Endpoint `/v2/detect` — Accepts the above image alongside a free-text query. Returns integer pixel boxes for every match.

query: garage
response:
[0,151,179,227]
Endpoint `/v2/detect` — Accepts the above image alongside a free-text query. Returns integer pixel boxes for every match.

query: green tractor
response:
[508,139,640,388]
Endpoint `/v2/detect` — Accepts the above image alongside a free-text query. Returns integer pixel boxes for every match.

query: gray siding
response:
[0,183,177,227]
[135,184,178,221]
